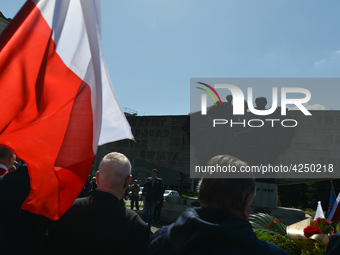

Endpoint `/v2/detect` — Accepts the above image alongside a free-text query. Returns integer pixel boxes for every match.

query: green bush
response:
[255,230,301,255]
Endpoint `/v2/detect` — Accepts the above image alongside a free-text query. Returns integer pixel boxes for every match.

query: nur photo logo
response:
[197,82,312,117]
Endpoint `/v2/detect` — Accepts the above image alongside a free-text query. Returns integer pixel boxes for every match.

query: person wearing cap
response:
[91,176,98,191]
[131,179,140,211]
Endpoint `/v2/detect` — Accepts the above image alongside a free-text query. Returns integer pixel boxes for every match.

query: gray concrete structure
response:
[251,182,306,225]
[0,12,10,35]
[97,110,340,224]
[95,115,190,188]
[136,193,305,225]
[277,110,340,182]
[95,110,340,187]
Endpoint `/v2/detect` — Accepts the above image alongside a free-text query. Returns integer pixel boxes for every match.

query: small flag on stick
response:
[314,201,325,221]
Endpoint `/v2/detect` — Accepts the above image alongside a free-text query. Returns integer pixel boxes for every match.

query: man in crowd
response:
[45,152,150,255]
[131,179,140,210]
[143,169,163,226]
[91,176,97,191]
[148,155,289,255]
[0,161,49,254]
[0,146,15,175]
[154,179,165,223]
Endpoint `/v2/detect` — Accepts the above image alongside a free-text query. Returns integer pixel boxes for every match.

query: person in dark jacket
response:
[154,179,165,223]
[45,152,150,255]
[143,169,163,226]
[131,179,140,210]
[0,163,49,254]
[148,155,289,255]
[326,232,340,255]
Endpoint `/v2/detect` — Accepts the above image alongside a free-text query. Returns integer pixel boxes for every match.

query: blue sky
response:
[2,0,340,115]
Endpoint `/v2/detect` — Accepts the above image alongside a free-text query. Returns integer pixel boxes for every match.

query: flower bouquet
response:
[286,217,333,254]
[249,213,301,254]
[249,213,334,255]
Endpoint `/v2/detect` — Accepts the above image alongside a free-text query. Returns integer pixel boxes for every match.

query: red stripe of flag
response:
[0,1,95,219]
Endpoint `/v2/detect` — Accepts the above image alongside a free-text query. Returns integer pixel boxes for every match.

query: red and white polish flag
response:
[0,0,133,220]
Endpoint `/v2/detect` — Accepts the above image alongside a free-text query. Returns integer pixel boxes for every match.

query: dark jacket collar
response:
[92,189,120,203]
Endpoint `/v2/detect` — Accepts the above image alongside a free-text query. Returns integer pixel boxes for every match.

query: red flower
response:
[327,220,331,225]
[304,225,322,238]
[314,217,321,224]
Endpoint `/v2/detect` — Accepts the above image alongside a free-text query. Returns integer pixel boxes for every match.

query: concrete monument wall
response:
[0,12,10,35]
[95,115,190,188]
[94,110,340,188]
[277,110,340,182]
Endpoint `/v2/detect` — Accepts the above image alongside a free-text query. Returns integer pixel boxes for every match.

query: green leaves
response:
[249,213,287,236]
[255,230,301,255]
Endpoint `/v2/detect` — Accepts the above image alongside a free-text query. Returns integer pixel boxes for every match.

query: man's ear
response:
[6,154,14,169]
[124,175,132,189]
[241,194,254,220]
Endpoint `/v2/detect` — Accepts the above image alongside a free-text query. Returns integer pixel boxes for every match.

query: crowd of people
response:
[1,146,340,254]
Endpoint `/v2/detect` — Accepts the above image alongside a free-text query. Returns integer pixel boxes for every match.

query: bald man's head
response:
[97,152,131,194]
